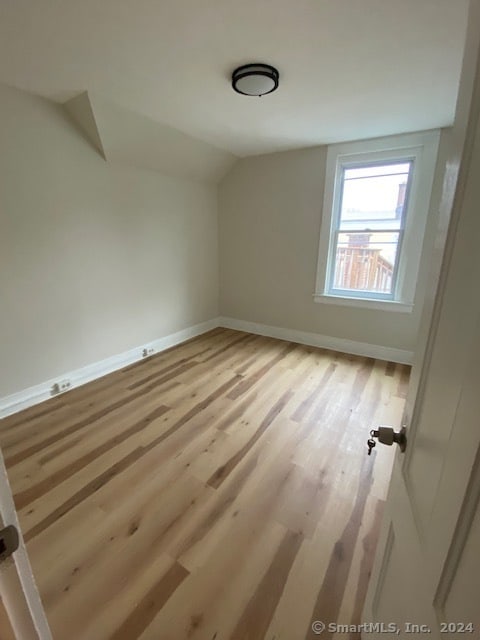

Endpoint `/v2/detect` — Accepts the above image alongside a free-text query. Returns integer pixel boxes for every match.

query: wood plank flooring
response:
[0,329,409,640]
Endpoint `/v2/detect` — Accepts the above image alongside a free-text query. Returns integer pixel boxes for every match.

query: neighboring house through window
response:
[314,131,440,312]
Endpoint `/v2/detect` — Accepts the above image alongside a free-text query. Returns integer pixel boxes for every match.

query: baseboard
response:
[0,318,221,419]
[218,316,413,365]
[1,315,412,419]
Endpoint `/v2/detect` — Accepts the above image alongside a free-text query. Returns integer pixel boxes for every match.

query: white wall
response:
[218,142,446,354]
[0,84,219,397]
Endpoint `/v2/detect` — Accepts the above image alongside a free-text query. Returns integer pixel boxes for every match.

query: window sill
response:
[313,293,413,313]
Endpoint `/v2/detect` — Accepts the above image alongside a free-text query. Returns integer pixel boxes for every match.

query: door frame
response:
[0,449,52,640]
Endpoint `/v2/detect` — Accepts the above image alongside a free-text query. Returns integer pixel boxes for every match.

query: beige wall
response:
[218,143,446,353]
[0,84,219,396]
[0,82,448,399]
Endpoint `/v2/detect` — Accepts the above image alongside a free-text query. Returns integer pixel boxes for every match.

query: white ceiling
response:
[0,0,470,157]
[64,91,236,183]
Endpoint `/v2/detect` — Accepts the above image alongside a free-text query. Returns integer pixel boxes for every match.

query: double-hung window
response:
[314,131,440,311]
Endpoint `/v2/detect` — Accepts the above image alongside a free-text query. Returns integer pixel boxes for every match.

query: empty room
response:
[1,1,480,639]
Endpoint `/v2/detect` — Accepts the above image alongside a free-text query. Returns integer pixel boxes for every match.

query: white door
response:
[0,449,52,640]
[363,4,480,637]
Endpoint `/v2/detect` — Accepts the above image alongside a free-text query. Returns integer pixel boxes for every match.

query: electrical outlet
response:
[142,347,155,358]
[51,379,72,395]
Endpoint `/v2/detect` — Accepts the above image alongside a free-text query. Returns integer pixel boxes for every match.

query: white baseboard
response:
[1,315,412,419]
[0,318,221,419]
[218,316,413,365]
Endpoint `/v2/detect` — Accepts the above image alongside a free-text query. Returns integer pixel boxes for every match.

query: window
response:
[329,160,412,299]
[314,131,440,312]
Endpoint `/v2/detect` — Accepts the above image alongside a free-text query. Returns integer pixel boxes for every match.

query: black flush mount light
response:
[232,63,279,97]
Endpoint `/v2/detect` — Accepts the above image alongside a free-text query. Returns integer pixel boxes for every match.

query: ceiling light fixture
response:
[231,63,279,97]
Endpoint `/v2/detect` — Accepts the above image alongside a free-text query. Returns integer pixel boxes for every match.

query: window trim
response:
[314,131,440,312]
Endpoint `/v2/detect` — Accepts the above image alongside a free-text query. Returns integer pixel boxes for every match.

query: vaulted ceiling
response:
[0,0,470,157]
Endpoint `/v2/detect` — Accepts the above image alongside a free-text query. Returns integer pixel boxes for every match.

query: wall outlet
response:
[142,347,155,358]
[51,379,72,395]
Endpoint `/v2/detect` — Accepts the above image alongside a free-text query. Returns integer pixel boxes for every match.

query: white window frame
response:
[314,131,440,312]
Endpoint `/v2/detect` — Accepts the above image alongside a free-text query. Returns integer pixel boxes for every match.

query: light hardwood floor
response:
[0,329,409,640]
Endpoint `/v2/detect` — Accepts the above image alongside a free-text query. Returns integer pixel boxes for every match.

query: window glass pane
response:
[339,162,411,232]
[332,231,400,295]
[344,163,411,180]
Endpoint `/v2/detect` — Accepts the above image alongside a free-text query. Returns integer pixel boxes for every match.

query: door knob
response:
[367,426,407,454]
[0,525,19,565]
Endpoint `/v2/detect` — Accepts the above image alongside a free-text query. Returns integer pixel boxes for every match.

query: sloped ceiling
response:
[64,91,236,183]
[64,92,107,160]
[0,0,470,157]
